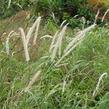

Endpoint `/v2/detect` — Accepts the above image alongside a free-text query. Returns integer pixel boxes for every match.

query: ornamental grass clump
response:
[49,22,68,62]
[55,23,96,66]
[19,17,41,62]
[4,16,41,62]
[5,31,18,55]
[19,28,30,62]
[26,17,41,45]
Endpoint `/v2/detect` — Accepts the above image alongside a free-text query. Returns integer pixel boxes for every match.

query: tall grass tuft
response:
[55,23,96,66]
[26,17,41,45]
[5,31,15,55]
[33,17,41,45]
[50,23,68,61]
[18,17,41,62]
[19,28,30,62]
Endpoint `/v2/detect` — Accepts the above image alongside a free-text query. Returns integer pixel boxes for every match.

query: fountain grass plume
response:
[49,31,59,54]
[49,21,68,53]
[50,24,68,61]
[26,17,41,45]
[40,35,53,39]
[19,28,30,62]
[24,70,41,92]
[102,9,109,22]
[33,17,41,45]
[93,72,107,97]
[58,23,68,57]
[55,24,96,66]
[5,31,15,55]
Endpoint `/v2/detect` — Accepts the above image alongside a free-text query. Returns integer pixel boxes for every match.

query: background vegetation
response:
[0,0,30,18]
[0,0,109,109]
[0,0,95,26]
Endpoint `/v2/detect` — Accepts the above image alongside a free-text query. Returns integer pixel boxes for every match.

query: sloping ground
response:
[0,11,109,109]
[0,11,30,35]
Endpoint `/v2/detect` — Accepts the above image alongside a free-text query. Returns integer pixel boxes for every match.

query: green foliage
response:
[32,0,94,27]
[0,0,95,27]
[1,1,109,108]
[98,92,109,109]
[0,0,31,19]
[1,23,109,108]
